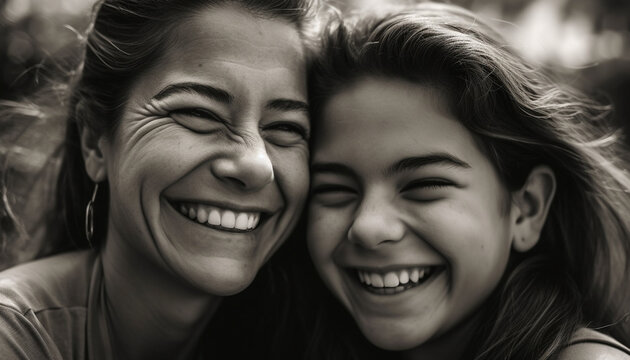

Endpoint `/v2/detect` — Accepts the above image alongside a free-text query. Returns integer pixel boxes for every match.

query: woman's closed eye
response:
[310,184,357,206]
[169,107,224,133]
[263,121,310,146]
[401,178,454,201]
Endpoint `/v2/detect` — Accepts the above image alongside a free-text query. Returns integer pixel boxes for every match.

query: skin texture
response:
[82,5,309,359]
[558,328,630,360]
[308,77,527,357]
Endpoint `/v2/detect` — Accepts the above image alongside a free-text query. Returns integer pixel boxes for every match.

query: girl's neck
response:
[400,312,481,360]
[100,232,221,360]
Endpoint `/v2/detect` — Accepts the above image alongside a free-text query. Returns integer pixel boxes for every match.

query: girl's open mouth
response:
[350,266,446,295]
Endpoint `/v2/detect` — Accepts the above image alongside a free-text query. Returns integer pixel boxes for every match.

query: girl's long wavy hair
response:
[306,3,630,359]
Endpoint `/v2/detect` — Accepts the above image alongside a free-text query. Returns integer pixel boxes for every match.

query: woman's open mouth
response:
[351,266,446,295]
[173,201,264,233]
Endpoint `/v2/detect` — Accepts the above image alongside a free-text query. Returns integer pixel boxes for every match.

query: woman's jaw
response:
[97,3,310,297]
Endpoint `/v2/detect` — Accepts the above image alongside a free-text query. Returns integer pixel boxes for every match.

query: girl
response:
[306,3,630,359]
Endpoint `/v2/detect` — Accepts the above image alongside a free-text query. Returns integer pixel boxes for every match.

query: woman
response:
[305,3,630,359]
[0,0,316,358]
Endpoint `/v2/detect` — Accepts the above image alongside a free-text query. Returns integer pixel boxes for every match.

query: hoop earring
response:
[85,183,99,247]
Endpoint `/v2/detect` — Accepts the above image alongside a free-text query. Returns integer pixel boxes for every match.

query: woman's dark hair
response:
[307,3,630,359]
[54,0,318,251]
[1,0,320,355]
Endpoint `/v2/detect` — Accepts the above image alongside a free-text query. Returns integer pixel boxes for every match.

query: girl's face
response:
[307,77,516,351]
[98,5,309,295]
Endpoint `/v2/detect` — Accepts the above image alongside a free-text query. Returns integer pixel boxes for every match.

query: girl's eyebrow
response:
[311,162,356,178]
[311,153,470,178]
[384,153,471,176]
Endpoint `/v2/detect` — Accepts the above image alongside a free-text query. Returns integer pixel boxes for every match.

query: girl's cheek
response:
[307,212,338,258]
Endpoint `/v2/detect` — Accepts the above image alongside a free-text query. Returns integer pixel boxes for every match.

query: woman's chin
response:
[174,256,259,296]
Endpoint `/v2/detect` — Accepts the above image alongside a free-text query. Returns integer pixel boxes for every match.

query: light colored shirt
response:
[0,250,114,360]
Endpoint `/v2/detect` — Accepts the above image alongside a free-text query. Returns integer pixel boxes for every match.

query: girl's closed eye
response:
[401,178,455,201]
[310,183,357,207]
[169,107,225,134]
[263,121,310,146]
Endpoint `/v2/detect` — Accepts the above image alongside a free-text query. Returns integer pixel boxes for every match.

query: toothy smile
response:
[353,266,444,295]
[176,202,262,232]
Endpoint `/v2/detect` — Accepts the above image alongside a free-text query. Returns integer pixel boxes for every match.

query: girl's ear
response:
[80,125,108,183]
[510,165,556,253]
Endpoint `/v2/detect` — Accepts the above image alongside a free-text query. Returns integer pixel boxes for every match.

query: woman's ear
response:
[80,125,108,183]
[510,165,556,253]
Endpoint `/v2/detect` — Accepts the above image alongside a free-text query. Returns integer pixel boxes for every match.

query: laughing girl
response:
[306,3,630,359]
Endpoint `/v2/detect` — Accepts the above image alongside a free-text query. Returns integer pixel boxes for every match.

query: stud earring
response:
[85,183,99,247]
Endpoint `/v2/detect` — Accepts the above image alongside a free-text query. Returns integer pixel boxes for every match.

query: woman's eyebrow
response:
[384,153,471,176]
[152,82,233,104]
[266,99,309,114]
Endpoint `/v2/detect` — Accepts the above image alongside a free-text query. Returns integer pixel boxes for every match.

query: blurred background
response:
[0,0,629,268]
[2,0,630,107]
[2,0,630,103]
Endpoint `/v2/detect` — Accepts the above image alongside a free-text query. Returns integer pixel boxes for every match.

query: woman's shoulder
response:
[557,327,630,360]
[0,250,98,360]
[0,250,97,313]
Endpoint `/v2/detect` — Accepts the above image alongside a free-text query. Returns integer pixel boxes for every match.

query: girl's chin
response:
[359,322,436,351]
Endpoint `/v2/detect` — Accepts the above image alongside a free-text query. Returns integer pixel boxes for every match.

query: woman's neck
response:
[400,312,481,360]
[100,234,221,360]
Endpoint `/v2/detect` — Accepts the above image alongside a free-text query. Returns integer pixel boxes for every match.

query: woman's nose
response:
[347,201,406,249]
[210,137,274,192]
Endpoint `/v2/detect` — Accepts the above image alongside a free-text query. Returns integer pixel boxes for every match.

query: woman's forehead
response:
[170,4,304,62]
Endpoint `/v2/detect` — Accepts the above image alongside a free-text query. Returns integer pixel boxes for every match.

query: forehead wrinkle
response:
[179,7,303,56]
[175,18,303,63]
[208,57,302,72]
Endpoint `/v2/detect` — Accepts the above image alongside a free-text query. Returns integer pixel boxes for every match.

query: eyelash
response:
[169,108,309,141]
[401,179,453,192]
[311,184,355,195]
[266,121,309,140]
[169,108,223,122]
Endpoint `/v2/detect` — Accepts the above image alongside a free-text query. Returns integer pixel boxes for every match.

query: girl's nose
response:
[347,201,406,249]
[210,137,274,192]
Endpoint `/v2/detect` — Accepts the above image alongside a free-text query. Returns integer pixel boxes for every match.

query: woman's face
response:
[100,5,309,295]
[307,77,515,350]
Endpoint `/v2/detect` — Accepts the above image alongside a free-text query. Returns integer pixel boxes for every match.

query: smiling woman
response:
[0,0,316,359]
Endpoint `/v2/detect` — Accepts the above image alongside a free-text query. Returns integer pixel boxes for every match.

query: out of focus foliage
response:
[339,0,630,132]
[1,0,93,99]
[0,0,93,268]
[2,0,629,100]
[0,0,629,268]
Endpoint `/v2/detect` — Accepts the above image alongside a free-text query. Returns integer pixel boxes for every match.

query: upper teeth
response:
[178,203,260,231]
[357,267,431,288]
